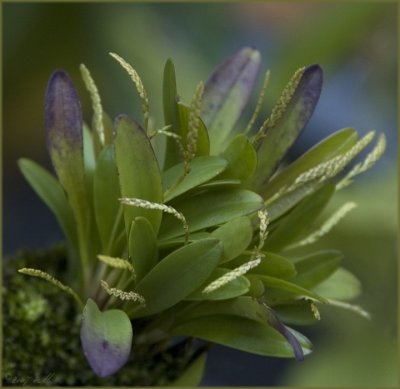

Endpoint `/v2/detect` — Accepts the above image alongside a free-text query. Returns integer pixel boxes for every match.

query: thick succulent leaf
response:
[249,252,297,279]
[218,134,257,181]
[264,184,335,252]
[45,70,87,219]
[291,250,342,289]
[262,128,358,199]
[186,267,250,300]
[129,217,158,282]
[202,47,261,154]
[171,352,207,387]
[258,275,327,303]
[211,216,253,263]
[171,315,312,359]
[93,146,121,252]
[18,159,77,249]
[178,102,210,156]
[133,239,223,317]
[114,115,163,235]
[80,299,132,377]
[163,156,227,202]
[312,267,361,301]
[250,65,323,189]
[159,189,264,240]
[163,58,182,169]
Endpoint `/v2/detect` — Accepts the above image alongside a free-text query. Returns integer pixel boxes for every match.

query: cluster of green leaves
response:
[18,47,385,381]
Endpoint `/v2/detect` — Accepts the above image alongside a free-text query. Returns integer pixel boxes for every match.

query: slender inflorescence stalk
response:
[18,268,83,308]
[337,133,386,190]
[186,81,204,163]
[97,255,136,276]
[203,208,270,294]
[253,67,305,144]
[109,52,150,131]
[293,131,375,188]
[244,69,271,135]
[290,202,357,248]
[202,253,263,294]
[79,64,105,145]
[100,280,146,304]
[119,198,189,243]
[257,209,270,250]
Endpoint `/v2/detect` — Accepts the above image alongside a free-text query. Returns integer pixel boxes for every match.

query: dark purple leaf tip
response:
[45,69,83,152]
[294,64,323,126]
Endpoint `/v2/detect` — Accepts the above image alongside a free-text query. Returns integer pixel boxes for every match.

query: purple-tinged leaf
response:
[81,299,133,377]
[202,47,261,154]
[44,70,90,271]
[266,307,305,361]
[250,65,323,191]
[45,70,85,193]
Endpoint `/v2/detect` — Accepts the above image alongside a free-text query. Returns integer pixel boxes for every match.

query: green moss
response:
[2,245,197,386]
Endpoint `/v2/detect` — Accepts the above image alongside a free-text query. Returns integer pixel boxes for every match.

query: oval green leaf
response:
[163,156,228,202]
[159,189,263,240]
[264,184,335,252]
[171,315,312,359]
[258,275,327,304]
[312,267,362,301]
[129,217,158,282]
[218,134,257,181]
[18,158,77,249]
[291,250,343,289]
[211,216,253,263]
[114,115,163,235]
[134,238,223,317]
[250,252,297,279]
[93,146,121,252]
[80,299,132,377]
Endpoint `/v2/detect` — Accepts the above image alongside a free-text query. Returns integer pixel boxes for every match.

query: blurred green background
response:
[3,2,397,387]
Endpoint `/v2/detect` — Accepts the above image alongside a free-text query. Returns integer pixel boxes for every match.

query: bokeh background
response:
[3,2,398,387]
